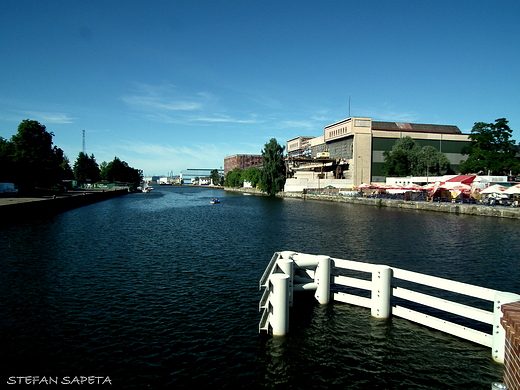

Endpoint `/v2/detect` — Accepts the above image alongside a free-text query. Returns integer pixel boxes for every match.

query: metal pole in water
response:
[371,266,392,318]
[277,259,294,307]
[270,274,290,336]
[315,256,331,305]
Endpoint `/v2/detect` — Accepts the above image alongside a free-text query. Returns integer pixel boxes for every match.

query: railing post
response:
[315,255,331,304]
[270,274,290,336]
[277,259,294,306]
[371,265,392,318]
[492,292,520,363]
[280,251,297,261]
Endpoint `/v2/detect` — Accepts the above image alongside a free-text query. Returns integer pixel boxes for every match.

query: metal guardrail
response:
[331,257,520,363]
[260,252,520,364]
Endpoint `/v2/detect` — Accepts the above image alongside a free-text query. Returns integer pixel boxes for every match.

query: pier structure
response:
[259,251,520,370]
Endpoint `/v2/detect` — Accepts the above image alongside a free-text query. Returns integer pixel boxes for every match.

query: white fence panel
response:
[393,306,493,347]
[260,252,519,363]
[392,268,497,301]
[333,275,372,291]
[393,287,494,325]
[333,292,372,308]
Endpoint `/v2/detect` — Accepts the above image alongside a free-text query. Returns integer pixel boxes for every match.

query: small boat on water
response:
[138,183,154,193]
[210,198,220,204]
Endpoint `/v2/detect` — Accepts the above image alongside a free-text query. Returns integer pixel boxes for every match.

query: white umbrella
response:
[480,184,507,194]
[504,185,520,194]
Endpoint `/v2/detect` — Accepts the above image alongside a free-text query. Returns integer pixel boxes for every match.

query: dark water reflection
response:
[1,186,517,388]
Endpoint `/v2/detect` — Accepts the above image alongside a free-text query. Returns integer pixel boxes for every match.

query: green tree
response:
[0,137,16,183]
[460,118,520,175]
[10,119,68,191]
[60,155,75,181]
[73,152,100,184]
[420,146,451,177]
[243,166,261,187]
[259,138,286,196]
[100,156,143,187]
[99,161,108,178]
[210,169,222,186]
[382,136,453,177]
[381,136,422,177]
[224,168,243,187]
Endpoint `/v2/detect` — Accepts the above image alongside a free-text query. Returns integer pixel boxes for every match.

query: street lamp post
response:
[358,155,363,185]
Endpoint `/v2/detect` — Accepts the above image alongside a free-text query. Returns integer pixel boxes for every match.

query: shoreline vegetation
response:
[223,187,520,220]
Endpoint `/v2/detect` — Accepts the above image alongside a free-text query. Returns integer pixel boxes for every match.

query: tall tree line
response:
[0,119,143,193]
[0,120,73,193]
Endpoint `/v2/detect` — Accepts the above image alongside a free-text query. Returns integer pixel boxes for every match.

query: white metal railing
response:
[259,252,520,364]
[259,251,331,336]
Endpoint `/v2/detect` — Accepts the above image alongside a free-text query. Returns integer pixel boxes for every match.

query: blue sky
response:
[1,1,519,176]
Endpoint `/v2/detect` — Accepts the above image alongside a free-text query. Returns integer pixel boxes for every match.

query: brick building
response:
[501,301,520,390]
[224,154,262,175]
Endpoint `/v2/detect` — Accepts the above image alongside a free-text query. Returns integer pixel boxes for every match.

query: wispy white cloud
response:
[122,95,202,111]
[117,140,179,157]
[96,139,235,175]
[18,111,77,124]
[310,115,330,122]
[190,115,261,124]
[358,104,420,123]
[278,120,315,129]
[121,82,209,114]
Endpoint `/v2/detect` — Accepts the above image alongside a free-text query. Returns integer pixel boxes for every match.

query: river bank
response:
[224,187,520,219]
[0,188,129,225]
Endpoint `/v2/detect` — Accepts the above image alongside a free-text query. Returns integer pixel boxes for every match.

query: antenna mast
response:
[82,130,86,154]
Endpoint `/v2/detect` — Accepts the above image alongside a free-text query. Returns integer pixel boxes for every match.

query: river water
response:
[1,186,519,389]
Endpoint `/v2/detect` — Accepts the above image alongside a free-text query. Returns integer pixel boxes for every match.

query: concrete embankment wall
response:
[223,187,267,195]
[281,192,520,219]
[224,187,520,219]
[0,189,128,225]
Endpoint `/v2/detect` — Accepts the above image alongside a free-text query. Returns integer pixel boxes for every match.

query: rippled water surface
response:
[1,186,519,388]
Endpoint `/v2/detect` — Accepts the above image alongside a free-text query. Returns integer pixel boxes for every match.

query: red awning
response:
[444,175,476,185]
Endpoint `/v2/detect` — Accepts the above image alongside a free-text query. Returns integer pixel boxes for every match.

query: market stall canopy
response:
[480,184,507,194]
[503,184,520,194]
[357,183,376,188]
[441,182,471,190]
[444,175,476,185]
[375,184,395,189]
[402,183,423,190]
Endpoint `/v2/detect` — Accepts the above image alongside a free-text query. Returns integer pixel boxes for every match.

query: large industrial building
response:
[285,117,471,191]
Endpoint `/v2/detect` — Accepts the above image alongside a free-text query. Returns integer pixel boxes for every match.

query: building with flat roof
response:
[285,117,471,190]
[224,154,262,175]
[286,136,314,159]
